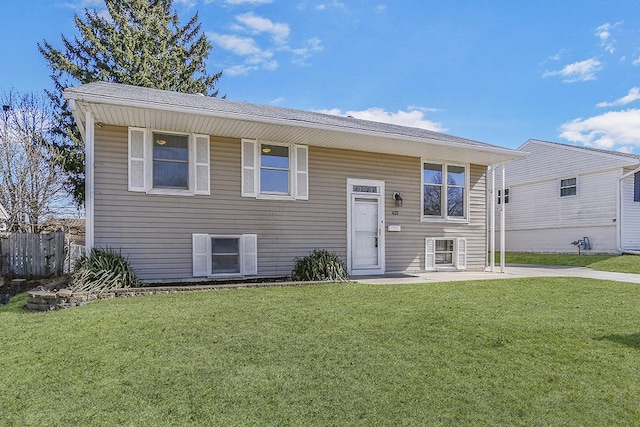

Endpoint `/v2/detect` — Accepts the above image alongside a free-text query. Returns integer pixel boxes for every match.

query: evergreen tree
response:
[39,0,222,205]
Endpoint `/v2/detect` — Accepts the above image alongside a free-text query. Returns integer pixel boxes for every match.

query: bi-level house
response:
[64,82,525,282]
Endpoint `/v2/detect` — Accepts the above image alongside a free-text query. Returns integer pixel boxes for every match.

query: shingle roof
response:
[524,138,640,160]
[65,81,500,150]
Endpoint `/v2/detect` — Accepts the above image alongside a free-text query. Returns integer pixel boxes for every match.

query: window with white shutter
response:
[192,233,258,277]
[128,128,210,196]
[425,237,467,270]
[241,139,309,200]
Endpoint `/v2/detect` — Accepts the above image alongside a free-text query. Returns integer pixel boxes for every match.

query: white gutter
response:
[617,164,640,255]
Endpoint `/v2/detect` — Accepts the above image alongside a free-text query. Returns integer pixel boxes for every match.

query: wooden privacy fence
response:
[0,231,65,279]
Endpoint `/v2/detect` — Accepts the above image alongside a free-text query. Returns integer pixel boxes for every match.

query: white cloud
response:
[542,57,602,82]
[375,4,387,13]
[317,107,446,132]
[559,109,640,150]
[595,22,621,54]
[288,37,323,65]
[219,0,272,4]
[633,56,640,66]
[236,13,290,44]
[597,87,640,108]
[315,1,345,10]
[207,33,264,56]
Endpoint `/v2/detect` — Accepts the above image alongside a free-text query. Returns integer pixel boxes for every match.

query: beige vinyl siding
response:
[94,125,488,281]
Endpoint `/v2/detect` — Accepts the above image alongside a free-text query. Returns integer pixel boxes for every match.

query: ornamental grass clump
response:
[291,249,350,282]
[71,247,141,292]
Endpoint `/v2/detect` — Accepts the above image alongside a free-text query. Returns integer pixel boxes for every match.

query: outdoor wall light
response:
[393,192,403,207]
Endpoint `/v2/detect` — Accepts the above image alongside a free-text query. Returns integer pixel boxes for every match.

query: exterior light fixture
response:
[393,192,403,207]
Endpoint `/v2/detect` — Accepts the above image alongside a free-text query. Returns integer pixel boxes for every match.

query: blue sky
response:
[2,0,640,152]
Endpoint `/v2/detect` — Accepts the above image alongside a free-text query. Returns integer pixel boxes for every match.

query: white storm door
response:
[353,197,380,269]
[348,178,385,275]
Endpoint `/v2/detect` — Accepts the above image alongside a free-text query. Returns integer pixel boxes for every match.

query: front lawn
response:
[498,252,640,274]
[2,279,640,425]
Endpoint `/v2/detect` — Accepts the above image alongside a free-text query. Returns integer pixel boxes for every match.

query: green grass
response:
[499,252,640,273]
[2,279,640,426]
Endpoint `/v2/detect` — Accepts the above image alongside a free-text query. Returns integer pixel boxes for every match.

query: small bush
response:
[71,247,141,292]
[292,249,349,282]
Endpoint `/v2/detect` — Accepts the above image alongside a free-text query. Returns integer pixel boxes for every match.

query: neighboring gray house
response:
[496,139,640,254]
[64,82,524,282]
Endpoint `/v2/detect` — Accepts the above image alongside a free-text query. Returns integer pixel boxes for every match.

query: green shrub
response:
[292,249,349,282]
[71,247,141,292]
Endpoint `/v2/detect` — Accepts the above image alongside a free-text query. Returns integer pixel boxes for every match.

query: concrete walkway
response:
[354,265,640,285]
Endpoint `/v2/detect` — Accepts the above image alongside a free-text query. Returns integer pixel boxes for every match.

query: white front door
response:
[348,179,385,275]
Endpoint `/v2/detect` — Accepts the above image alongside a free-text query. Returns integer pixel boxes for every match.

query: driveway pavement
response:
[354,265,640,285]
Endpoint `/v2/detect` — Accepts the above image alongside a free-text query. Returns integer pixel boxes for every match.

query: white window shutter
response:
[425,238,436,271]
[241,139,257,197]
[241,234,258,275]
[294,145,309,200]
[194,134,210,195]
[456,238,467,270]
[192,234,210,277]
[128,128,146,192]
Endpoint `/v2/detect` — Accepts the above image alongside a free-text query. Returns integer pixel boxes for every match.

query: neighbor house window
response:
[153,133,189,189]
[634,172,640,202]
[128,128,210,196]
[422,162,467,220]
[241,139,308,200]
[192,234,258,277]
[560,178,577,197]
[497,188,510,204]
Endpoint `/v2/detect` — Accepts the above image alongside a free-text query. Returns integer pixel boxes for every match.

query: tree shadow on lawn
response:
[594,333,640,350]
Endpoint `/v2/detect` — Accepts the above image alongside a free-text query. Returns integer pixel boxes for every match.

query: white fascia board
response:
[65,89,527,164]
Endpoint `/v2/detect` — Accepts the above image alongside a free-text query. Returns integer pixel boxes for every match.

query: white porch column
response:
[85,111,95,254]
[489,165,496,272]
[500,163,506,273]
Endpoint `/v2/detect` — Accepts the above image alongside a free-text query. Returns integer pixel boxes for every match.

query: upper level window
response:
[128,128,210,196]
[422,162,467,220]
[560,178,577,197]
[634,172,640,202]
[260,144,290,194]
[153,133,189,189]
[241,139,308,200]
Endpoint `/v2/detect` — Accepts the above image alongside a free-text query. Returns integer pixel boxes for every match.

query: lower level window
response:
[425,237,467,271]
[193,233,257,277]
[211,238,240,274]
[435,239,454,265]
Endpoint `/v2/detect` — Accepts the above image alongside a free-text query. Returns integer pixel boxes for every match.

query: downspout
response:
[617,164,640,255]
[85,110,95,255]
